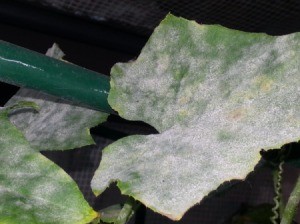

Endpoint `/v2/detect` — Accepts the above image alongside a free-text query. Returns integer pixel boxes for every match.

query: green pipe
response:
[0,40,113,113]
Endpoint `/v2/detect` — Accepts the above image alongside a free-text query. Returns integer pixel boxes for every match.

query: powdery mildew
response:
[0,105,97,223]
[5,43,108,151]
[92,15,300,220]
[6,88,107,151]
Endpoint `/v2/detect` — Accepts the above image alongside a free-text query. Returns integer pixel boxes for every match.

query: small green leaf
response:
[0,104,98,223]
[114,198,140,224]
[99,204,123,223]
[92,14,300,220]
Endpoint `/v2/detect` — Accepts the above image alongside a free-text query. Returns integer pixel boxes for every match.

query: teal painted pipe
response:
[0,40,113,113]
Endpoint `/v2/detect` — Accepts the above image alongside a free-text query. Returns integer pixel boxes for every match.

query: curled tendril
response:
[270,158,284,224]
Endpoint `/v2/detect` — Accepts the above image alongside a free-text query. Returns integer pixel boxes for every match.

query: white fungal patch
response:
[6,88,108,151]
[97,15,300,220]
[0,107,96,223]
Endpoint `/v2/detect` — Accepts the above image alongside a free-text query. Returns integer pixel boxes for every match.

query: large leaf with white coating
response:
[0,104,98,224]
[92,15,300,220]
[5,44,108,151]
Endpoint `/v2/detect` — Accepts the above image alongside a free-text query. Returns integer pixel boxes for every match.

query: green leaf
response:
[114,198,140,224]
[92,14,300,220]
[99,204,123,223]
[5,44,108,151]
[99,198,140,224]
[0,104,98,224]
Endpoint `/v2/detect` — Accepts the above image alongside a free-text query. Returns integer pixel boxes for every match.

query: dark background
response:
[0,1,300,223]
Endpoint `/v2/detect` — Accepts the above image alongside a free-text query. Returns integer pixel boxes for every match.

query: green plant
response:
[0,14,299,224]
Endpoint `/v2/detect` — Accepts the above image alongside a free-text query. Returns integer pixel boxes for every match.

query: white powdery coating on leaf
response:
[6,88,108,151]
[0,108,96,223]
[94,15,300,220]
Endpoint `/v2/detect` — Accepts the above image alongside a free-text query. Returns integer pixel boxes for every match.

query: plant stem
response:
[115,198,141,224]
[280,174,300,224]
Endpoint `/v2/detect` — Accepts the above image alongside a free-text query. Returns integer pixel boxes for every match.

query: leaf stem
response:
[280,174,300,224]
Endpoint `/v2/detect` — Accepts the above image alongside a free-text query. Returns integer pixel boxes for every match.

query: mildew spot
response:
[254,75,274,93]
[228,108,247,121]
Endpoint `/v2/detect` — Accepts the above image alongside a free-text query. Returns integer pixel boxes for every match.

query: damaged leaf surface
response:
[0,104,97,224]
[92,15,300,220]
[6,89,107,151]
